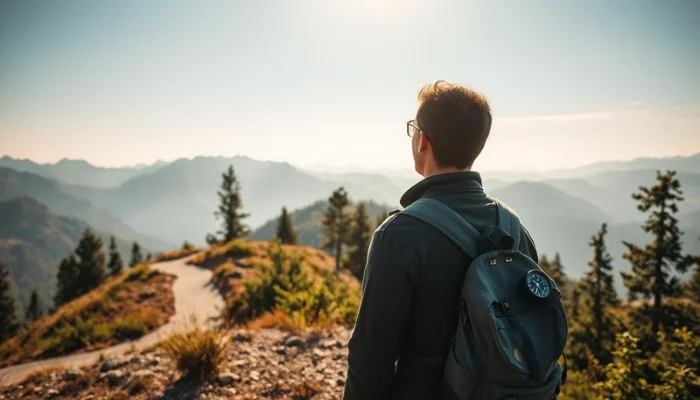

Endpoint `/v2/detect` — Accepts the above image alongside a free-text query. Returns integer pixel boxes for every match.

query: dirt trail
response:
[0,256,224,387]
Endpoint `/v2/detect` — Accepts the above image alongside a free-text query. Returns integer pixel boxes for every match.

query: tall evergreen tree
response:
[25,289,43,323]
[579,223,620,364]
[107,235,124,276]
[276,207,298,245]
[73,228,107,296]
[322,187,350,272]
[540,253,568,292]
[55,229,107,305]
[55,255,79,306]
[0,262,19,341]
[211,165,250,244]
[621,170,698,335]
[345,202,373,279]
[130,242,143,267]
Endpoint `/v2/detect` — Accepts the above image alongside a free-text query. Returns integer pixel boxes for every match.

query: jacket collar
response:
[400,171,484,208]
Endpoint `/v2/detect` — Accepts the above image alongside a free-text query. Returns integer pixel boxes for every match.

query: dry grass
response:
[155,247,200,262]
[160,327,229,382]
[0,264,176,367]
[246,309,301,333]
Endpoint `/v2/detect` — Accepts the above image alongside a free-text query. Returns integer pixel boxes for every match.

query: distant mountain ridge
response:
[0,167,172,251]
[0,156,169,188]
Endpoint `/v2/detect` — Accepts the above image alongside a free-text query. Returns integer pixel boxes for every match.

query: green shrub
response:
[226,241,360,328]
[224,240,254,258]
[125,265,158,282]
[182,241,197,252]
[47,317,111,354]
[161,327,228,381]
[113,315,150,340]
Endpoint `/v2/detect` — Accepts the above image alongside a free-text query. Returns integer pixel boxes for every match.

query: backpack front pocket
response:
[488,305,567,383]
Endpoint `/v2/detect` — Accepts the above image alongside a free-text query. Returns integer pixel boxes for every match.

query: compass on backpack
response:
[524,269,552,299]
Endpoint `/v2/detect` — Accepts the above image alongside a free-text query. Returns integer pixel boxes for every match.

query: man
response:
[343,80,538,399]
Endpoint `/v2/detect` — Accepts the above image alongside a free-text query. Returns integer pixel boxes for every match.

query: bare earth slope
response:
[0,256,224,387]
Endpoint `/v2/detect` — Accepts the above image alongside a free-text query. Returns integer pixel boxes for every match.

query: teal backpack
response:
[401,197,568,400]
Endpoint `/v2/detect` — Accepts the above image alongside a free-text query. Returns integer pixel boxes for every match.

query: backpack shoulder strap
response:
[400,197,480,259]
[489,197,522,251]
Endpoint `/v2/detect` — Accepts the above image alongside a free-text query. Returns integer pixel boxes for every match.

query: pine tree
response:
[276,207,298,245]
[55,255,79,306]
[322,187,350,272]
[25,289,43,323]
[107,235,124,276]
[579,223,620,364]
[540,253,568,292]
[130,242,143,267]
[211,165,250,244]
[72,228,107,298]
[0,262,19,341]
[345,202,373,279]
[621,170,697,335]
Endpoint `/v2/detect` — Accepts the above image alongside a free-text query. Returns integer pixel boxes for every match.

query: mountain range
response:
[1,152,699,298]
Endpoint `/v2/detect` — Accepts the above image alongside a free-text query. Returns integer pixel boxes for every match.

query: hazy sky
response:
[1,0,699,171]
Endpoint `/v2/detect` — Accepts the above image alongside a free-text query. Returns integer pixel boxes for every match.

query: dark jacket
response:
[343,171,538,400]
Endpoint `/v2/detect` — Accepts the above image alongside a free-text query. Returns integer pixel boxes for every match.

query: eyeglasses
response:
[406,119,421,137]
[407,119,431,142]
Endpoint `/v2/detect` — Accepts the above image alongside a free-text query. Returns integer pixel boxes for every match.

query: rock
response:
[84,396,95,400]
[320,339,339,349]
[63,368,83,380]
[250,370,260,381]
[139,290,156,300]
[105,370,125,385]
[218,372,236,386]
[46,389,59,398]
[284,336,303,347]
[126,370,154,385]
[130,355,143,364]
[273,346,286,355]
[336,378,346,386]
[232,330,252,342]
[33,387,43,395]
[312,348,327,358]
[101,358,128,372]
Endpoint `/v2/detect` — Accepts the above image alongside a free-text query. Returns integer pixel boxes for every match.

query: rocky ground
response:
[0,327,353,400]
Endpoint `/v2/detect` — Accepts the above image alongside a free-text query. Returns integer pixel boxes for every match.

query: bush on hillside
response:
[190,239,255,266]
[160,327,228,381]
[224,241,359,329]
[125,264,159,282]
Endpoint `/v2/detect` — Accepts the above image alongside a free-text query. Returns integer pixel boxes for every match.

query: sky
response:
[1,0,699,172]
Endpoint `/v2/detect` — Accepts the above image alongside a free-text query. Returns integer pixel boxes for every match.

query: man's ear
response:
[418,132,430,153]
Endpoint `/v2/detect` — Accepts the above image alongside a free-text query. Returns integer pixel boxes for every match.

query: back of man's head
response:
[416,80,492,170]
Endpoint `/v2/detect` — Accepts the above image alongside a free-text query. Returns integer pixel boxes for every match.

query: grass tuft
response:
[160,327,228,382]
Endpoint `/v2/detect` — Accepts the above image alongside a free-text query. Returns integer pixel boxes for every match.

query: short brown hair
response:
[416,80,492,169]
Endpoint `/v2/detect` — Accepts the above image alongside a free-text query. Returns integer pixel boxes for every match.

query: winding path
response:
[0,256,224,387]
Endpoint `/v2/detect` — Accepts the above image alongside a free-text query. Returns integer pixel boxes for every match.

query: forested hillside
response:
[0,197,145,316]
